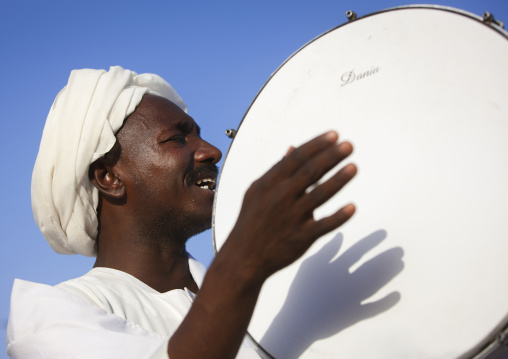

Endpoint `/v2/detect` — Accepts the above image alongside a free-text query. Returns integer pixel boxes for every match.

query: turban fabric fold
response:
[31,66,187,256]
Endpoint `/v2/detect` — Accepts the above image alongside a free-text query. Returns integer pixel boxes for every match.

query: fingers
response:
[299,162,357,215]
[239,131,357,270]
[290,141,354,196]
[307,203,356,240]
[285,146,295,157]
[265,131,339,182]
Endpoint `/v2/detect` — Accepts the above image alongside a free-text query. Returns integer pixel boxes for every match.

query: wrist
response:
[209,243,267,292]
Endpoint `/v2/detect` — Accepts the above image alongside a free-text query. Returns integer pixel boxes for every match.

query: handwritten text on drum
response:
[341,67,380,86]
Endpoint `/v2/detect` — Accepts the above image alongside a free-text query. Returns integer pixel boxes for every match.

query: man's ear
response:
[89,159,126,199]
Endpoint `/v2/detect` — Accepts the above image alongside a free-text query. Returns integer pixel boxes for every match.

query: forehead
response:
[117,94,200,140]
[130,94,192,130]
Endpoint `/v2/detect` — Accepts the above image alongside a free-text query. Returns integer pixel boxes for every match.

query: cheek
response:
[151,161,187,196]
[121,144,192,193]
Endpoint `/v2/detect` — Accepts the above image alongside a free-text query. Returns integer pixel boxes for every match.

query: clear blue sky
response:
[1,1,507,357]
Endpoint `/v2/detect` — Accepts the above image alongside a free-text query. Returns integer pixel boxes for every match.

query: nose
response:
[195,138,222,165]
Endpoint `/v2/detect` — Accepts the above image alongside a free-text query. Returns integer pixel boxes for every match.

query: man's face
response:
[113,94,222,244]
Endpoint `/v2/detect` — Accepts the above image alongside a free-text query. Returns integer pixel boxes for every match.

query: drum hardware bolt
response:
[497,330,508,345]
[345,10,357,21]
[482,12,505,29]
[225,129,237,138]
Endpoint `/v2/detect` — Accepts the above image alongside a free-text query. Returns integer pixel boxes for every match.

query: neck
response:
[93,211,198,293]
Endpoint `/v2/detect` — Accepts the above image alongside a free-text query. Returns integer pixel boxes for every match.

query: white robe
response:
[6,257,260,359]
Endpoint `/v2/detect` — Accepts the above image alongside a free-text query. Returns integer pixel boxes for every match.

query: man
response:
[7,66,356,358]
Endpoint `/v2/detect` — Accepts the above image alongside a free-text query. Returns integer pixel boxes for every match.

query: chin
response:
[137,208,212,247]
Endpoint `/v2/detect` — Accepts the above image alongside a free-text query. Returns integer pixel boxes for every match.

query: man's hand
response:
[225,130,357,281]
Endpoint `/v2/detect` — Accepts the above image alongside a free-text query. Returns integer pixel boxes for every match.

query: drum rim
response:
[211,5,508,359]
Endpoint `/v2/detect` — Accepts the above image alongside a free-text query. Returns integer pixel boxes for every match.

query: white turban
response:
[32,66,187,257]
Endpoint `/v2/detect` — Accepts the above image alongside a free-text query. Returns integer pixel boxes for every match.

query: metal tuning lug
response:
[482,11,505,29]
[225,129,237,138]
[346,10,357,22]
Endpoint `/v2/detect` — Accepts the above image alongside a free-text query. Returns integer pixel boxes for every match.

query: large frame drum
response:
[213,6,508,358]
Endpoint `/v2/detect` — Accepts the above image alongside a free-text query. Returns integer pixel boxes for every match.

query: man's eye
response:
[165,135,186,143]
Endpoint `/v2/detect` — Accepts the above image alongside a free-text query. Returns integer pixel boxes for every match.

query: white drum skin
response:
[213,6,508,359]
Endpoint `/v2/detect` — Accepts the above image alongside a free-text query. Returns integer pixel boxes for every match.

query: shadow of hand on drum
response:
[259,230,404,359]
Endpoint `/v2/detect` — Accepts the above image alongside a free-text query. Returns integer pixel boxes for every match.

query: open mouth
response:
[195,178,216,191]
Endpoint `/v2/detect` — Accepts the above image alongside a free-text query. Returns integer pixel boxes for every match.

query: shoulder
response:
[7,279,167,359]
[8,278,153,336]
[56,267,140,308]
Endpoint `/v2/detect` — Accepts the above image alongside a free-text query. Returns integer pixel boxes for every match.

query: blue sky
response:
[1,1,507,357]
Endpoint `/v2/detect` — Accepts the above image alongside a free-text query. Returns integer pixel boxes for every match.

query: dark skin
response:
[90,94,357,358]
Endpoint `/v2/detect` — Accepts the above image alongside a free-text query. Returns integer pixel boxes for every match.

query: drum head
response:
[214,6,508,358]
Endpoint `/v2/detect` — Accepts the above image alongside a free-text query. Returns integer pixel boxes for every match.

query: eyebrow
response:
[177,119,201,137]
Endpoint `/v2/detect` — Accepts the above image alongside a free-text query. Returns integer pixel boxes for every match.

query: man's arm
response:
[168,131,357,358]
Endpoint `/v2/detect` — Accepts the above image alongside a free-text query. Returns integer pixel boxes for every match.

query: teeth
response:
[196,178,215,185]
[195,178,216,190]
